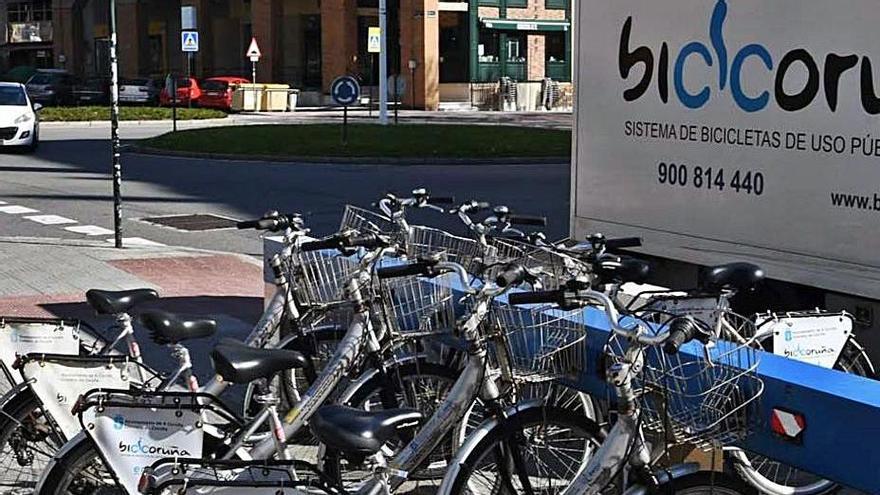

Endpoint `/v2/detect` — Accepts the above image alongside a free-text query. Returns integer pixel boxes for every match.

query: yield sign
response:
[246,37,262,62]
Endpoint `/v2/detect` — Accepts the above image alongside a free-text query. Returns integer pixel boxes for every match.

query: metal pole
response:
[394,75,399,124]
[343,105,348,144]
[379,0,388,125]
[187,52,193,108]
[411,66,416,110]
[252,60,257,111]
[109,0,123,248]
[172,75,178,132]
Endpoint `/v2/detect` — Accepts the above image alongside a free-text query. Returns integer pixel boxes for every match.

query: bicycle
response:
[135,258,601,495]
[441,283,764,494]
[632,262,876,495]
[39,231,464,495]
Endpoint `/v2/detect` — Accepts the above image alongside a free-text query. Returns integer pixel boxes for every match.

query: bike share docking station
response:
[264,236,880,493]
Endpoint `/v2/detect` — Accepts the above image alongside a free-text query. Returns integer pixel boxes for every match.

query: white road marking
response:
[65,225,115,236]
[0,205,39,214]
[106,237,166,247]
[0,200,6,205]
[24,214,77,225]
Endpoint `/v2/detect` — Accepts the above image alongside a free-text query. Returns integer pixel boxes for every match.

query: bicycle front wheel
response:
[445,405,602,495]
[0,389,66,495]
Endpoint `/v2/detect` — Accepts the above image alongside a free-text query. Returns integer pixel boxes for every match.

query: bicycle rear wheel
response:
[0,390,66,495]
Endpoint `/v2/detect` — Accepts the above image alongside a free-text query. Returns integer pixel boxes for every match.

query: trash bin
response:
[232,84,265,112]
[262,84,291,112]
[287,89,299,111]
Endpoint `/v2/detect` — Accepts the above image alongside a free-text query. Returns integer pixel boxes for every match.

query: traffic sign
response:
[181,31,199,52]
[368,27,381,53]
[246,37,262,62]
[331,76,360,106]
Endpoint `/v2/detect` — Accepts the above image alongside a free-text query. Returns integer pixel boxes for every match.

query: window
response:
[545,0,568,9]
[478,29,500,63]
[506,33,525,63]
[546,32,566,64]
[478,0,499,6]
[7,1,52,22]
[507,0,528,7]
[0,86,27,106]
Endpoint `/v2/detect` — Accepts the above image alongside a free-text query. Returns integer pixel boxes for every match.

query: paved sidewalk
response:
[0,236,264,380]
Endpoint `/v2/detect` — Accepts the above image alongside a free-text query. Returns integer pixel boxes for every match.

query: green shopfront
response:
[465,0,571,83]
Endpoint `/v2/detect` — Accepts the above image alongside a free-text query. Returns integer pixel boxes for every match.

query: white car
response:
[0,82,40,151]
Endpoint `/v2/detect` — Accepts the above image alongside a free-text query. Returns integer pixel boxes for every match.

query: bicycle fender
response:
[33,431,91,494]
[437,399,547,495]
[622,462,701,495]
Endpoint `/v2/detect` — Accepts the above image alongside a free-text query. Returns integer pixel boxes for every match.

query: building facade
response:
[0,0,571,109]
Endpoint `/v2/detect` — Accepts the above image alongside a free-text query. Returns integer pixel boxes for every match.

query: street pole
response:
[109,0,123,248]
[252,60,257,111]
[379,0,389,125]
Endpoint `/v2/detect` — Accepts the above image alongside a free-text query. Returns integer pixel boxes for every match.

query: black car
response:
[72,77,111,106]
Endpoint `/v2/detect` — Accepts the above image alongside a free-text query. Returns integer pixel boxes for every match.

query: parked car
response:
[159,76,201,106]
[119,77,162,105]
[25,69,75,106]
[0,82,41,151]
[198,76,249,111]
[72,77,110,106]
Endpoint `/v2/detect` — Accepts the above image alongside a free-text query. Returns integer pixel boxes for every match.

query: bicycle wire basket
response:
[607,309,764,447]
[491,303,588,383]
[289,244,361,307]
[484,236,586,290]
[379,272,458,337]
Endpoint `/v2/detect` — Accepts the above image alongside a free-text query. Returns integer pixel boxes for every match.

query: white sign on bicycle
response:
[23,360,131,438]
[87,405,204,494]
[764,314,851,368]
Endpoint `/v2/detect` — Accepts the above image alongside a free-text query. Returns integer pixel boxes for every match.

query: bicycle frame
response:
[248,247,395,460]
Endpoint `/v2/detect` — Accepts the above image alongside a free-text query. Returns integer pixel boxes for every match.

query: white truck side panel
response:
[572,0,880,297]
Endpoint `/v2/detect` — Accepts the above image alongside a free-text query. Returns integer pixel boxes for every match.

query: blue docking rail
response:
[564,301,880,493]
[264,239,880,493]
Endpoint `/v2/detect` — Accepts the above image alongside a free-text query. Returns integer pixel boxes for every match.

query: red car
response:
[198,76,249,111]
[159,76,202,106]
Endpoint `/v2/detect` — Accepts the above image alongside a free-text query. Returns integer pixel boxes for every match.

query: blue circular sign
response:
[331,76,360,106]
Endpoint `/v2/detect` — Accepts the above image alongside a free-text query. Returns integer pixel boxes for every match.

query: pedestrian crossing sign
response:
[368,27,381,53]
[182,31,199,52]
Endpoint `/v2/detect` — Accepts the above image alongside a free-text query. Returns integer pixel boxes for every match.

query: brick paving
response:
[0,237,265,379]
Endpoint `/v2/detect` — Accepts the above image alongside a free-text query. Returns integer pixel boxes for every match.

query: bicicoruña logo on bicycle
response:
[118,438,191,457]
[619,0,880,113]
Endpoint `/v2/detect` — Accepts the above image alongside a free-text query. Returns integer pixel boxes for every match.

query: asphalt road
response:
[0,124,570,257]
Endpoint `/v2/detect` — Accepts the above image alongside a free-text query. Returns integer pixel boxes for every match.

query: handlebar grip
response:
[495,264,528,288]
[508,290,563,306]
[236,218,280,231]
[428,196,456,205]
[377,261,433,279]
[507,214,548,227]
[236,219,262,230]
[300,236,343,252]
[663,317,700,355]
[605,237,643,250]
[346,233,387,250]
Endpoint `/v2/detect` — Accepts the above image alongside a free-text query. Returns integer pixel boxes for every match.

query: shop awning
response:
[480,18,570,32]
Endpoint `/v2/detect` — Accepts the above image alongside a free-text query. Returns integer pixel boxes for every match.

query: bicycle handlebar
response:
[605,237,643,250]
[300,233,388,252]
[376,259,438,279]
[507,214,548,227]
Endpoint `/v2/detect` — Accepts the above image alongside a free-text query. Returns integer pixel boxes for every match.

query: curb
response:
[126,145,570,166]
[0,236,262,267]
[40,118,237,128]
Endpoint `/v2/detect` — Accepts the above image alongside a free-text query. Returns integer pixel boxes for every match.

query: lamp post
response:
[109,0,123,248]
[379,0,389,125]
[408,58,418,110]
